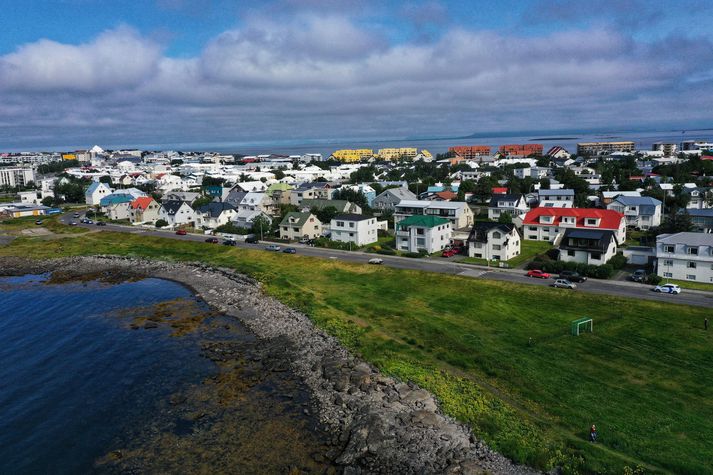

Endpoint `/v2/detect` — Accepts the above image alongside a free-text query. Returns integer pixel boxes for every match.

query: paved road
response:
[61,215,713,309]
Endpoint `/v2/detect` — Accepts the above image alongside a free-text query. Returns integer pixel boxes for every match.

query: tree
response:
[251,214,272,238]
[191,196,213,210]
[99,175,113,186]
[498,211,513,224]
[41,196,54,207]
[539,178,550,190]
[657,209,693,234]
[155,219,168,228]
[312,205,339,224]
[333,188,370,212]
[202,176,225,187]
[273,169,286,180]
[349,166,376,184]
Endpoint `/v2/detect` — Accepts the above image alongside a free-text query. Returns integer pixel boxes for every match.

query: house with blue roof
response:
[85,181,113,206]
[607,195,662,230]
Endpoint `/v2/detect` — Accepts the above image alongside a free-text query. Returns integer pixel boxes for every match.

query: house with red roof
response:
[522,207,626,244]
[129,197,160,224]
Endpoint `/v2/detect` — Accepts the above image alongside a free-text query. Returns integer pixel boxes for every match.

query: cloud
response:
[1,14,713,149]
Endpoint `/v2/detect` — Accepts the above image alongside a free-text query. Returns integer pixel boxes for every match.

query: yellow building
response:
[420,150,433,159]
[62,153,77,161]
[377,147,417,161]
[331,149,374,162]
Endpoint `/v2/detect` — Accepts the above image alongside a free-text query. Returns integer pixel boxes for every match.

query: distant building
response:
[498,144,543,157]
[576,141,635,155]
[487,194,529,220]
[652,142,677,157]
[331,149,374,162]
[537,189,575,208]
[546,146,571,159]
[377,148,417,161]
[0,167,35,188]
[448,145,491,160]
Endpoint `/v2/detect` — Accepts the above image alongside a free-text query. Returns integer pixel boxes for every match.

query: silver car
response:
[551,279,576,289]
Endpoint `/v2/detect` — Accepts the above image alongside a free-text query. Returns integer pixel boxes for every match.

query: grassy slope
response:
[1,227,712,474]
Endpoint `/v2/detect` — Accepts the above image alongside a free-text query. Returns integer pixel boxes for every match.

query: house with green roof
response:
[279,212,323,241]
[396,215,452,253]
[299,199,362,215]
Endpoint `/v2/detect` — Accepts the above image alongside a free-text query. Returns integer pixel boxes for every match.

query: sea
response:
[0,273,332,474]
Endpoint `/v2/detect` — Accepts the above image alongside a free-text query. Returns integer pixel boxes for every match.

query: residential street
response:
[62,216,713,309]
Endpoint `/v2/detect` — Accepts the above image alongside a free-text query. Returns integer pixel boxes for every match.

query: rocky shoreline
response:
[0,255,538,475]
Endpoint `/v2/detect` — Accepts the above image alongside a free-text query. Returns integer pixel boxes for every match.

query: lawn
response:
[2,226,712,474]
[661,278,713,292]
[460,239,552,268]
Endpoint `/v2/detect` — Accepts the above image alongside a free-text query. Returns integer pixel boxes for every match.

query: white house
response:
[395,215,452,253]
[105,201,132,221]
[686,188,710,210]
[607,196,662,230]
[558,229,618,265]
[394,200,474,230]
[239,192,275,215]
[195,202,237,229]
[655,232,713,282]
[487,194,529,220]
[158,200,196,227]
[467,222,521,261]
[85,181,113,206]
[330,214,379,246]
[537,189,575,208]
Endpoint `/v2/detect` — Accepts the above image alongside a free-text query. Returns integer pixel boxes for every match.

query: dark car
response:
[630,269,647,282]
[558,271,587,283]
[245,236,259,244]
[95,221,107,226]
[205,237,219,244]
[223,239,237,246]
[282,247,297,254]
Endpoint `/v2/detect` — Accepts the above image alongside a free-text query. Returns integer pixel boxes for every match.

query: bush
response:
[377,229,390,238]
[155,219,168,228]
[215,222,250,235]
[402,252,422,258]
[607,252,628,270]
[646,274,662,285]
[376,249,396,255]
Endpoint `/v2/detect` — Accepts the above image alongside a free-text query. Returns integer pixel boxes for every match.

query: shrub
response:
[402,252,422,258]
[376,249,396,255]
[155,219,168,228]
[607,252,628,270]
[646,274,662,285]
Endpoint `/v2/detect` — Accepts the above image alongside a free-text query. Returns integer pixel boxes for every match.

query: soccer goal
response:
[571,317,593,336]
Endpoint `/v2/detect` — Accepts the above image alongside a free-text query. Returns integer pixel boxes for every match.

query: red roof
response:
[434,191,457,200]
[130,197,154,210]
[523,208,624,230]
[492,187,508,194]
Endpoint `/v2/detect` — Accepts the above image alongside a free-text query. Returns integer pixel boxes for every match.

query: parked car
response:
[551,279,577,289]
[85,219,94,224]
[441,249,457,258]
[80,218,89,224]
[205,237,219,244]
[558,271,587,283]
[368,257,383,265]
[630,269,647,282]
[223,239,237,246]
[72,213,80,218]
[282,247,297,254]
[245,236,259,244]
[526,269,551,279]
[298,237,311,244]
[175,229,187,235]
[35,220,43,225]
[95,221,107,226]
[653,283,681,294]
[265,244,281,251]
[69,221,78,226]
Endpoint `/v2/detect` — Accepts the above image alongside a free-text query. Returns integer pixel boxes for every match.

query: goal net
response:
[571,318,593,336]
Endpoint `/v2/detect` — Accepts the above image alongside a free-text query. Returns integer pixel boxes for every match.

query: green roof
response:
[267,183,294,193]
[397,215,450,229]
[279,211,317,227]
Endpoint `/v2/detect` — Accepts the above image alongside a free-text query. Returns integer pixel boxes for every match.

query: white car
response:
[653,283,681,294]
[368,257,383,265]
[551,279,576,289]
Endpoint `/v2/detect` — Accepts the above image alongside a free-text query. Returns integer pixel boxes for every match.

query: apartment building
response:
[448,145,491,160]
[576,141,636,155]
[538,189,574,208]
[522,208,626,244]
[498,144,543,157]
[394,200,474,230]
[652,142,677,157]
[377,148,417,161]
[396,215,452,254]
[656,232,713,282]
[330,214,378,246]
[331,149,374,162]
[0,167,35,188]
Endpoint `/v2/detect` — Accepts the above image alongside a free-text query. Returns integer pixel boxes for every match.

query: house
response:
[238,192,275,216]
[290,182,334,205]
[195,202,237,229]
[233,209,272,229]
[487,194,529,220]
[104,200,132,221]
[606,196,662,230]
[163,191,201,205]
[279,212,322,240]
[537,189,575,208]
[158,200,196,227]
[600,190,641,206]
[426,190,458,201]
[558,229,618,265]
[522,208,626,244]
[372,187,418,211]
[655,232,713,282]
[85,181,113,206]
[689,209,713,233]
[394,200,474,230]
[225,189,248,208]
[329,214,379,246]
[396,215,452,253]
[300,199,362,215]
[129,197,160,224]
[467,222,521,261]
[686,188,710,210]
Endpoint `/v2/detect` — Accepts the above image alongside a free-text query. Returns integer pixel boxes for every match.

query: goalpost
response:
[571,317,593,336]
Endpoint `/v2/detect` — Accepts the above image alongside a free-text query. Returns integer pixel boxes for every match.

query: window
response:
[687,246,699,255]
[686,274,696,280]
[568,250,575,256]
[664,259,673,266]
[493,244,501,250]
[336,221,344,227]
[349,222,355,228]
[664,245,675,253]
[687,261,696,269]
[529,235,537,240]
[492,232,501,239]
[349,233,354,237]
[591,252,601,260]
[586,218,597,226]
[416,228,424,235]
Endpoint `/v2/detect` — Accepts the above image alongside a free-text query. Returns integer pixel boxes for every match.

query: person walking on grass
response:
[590,424,597,443]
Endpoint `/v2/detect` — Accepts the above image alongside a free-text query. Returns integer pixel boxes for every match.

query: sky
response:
[1,0,712,150]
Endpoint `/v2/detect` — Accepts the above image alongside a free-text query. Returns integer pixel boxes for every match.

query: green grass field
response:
[2,222,712,474]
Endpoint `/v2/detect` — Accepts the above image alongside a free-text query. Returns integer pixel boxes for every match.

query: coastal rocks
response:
[0,255,538,475]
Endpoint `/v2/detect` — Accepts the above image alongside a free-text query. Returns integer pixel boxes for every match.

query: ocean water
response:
[0,275,216,474]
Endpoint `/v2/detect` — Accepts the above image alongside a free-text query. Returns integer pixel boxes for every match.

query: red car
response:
[441,249,457,257]
[175,229,187,235]
[526,269,551,279]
